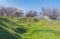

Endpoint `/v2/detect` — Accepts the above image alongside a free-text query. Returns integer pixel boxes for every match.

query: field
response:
[0,17,60,39]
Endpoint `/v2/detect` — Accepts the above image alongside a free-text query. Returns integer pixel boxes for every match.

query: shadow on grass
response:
[0,17,27,39]
[0,22,21,39]
[0,17,27,33]
[0,27,20,39]
[14,28,26,34]
[0,22,8,28]
[0,17,25,28]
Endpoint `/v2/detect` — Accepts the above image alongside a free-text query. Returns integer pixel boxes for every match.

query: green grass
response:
[0,17,60,39]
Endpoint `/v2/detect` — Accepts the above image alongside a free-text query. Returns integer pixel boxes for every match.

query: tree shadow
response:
[14,28,26,34]
[0,17,27,39]
[0,27,20,39]
[0,19,21,39]
[0,17,25,28]
[0,17,11,22]
[0,22,8,28]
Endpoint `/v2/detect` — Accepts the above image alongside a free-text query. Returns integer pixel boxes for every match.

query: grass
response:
[0,17,60,39]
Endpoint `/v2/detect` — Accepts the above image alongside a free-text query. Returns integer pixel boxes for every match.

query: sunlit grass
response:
[0,17,60,39]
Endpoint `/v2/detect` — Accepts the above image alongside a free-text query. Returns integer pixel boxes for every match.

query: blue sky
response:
[0,0,60,12]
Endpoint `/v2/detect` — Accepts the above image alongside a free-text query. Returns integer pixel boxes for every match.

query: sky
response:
[0,0,60,12]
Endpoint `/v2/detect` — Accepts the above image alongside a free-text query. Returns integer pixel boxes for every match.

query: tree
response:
[14,9,24,18]
[6,7,16,17]
[26,10,37,18]
[41,8,59,20]
[49,8,58,20]
[0,6,6,16]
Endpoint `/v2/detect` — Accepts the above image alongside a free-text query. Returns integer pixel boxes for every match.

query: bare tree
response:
[14,9,24,18]
[0,6,6,16]
[41,8,59,20]
[49,8,58,20]
[26,10,37,18]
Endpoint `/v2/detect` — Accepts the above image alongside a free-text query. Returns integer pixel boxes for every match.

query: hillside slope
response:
[0,17,60,39]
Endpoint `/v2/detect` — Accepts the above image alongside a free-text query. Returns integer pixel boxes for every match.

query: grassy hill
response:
[0,17,60,39]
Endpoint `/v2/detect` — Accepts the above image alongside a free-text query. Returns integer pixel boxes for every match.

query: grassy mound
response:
[0,17,60,39]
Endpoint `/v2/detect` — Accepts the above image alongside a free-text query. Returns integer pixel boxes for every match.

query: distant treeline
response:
[0,5,60,20]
